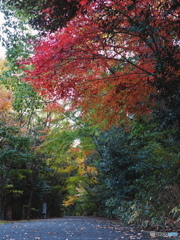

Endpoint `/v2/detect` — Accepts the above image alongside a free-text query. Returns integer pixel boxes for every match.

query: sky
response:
[0,12,6,59]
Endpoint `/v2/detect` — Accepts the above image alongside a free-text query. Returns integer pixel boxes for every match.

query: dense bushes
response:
[70,120,180,228]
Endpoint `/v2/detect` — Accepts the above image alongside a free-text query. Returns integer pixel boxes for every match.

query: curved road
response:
[0,216,151,240]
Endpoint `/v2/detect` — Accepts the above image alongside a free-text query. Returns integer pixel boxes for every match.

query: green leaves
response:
[4,0,80,33]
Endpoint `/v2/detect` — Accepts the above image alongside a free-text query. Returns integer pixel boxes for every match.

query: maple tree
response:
[2,0,179,225]
[19,0,180,127]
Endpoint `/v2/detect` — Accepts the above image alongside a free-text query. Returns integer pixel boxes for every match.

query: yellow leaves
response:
[60,165,76,174]
[0,85,13,112]
[63,195,78,207]
[0,59,8,74]
[86,166,97,175]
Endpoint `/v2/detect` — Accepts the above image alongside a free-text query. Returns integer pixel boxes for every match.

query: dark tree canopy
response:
[3,0,84,32]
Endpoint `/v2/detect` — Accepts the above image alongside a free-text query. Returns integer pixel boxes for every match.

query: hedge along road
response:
[0,216,153,240]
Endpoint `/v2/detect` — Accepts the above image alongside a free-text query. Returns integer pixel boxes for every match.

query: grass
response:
[0,220,26,224]
[0,220,9,224]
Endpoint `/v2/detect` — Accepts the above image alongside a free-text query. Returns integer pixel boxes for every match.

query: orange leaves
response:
[0,86,17,127]
[0,63,12,113]
[0,86,12,112]
[75,71,155,126]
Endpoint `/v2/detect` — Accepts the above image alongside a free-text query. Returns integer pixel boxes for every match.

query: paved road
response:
[0,216,151,240]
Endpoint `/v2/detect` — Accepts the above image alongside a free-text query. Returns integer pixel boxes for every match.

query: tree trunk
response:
[5,191,13,221]
[0,175,5,220]
[26,190,34,220]
[0,190,3,220]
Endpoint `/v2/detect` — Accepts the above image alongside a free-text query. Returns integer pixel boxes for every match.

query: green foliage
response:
[1,0,179,227]
[0,121,31,219]
[3,0,80,33]
[83,119,180,228]
[0,65,48,132]
[0,121,57,220]
[34,112,179,228]
[1,1,38,63]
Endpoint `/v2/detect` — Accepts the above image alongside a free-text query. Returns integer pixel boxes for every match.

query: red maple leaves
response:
[21,0,180,126]
[79,0,88,6]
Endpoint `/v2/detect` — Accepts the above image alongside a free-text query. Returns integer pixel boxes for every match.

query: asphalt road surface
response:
[0,216,153,240]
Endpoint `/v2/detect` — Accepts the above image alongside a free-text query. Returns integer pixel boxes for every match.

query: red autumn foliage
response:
[21,0,180,127]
